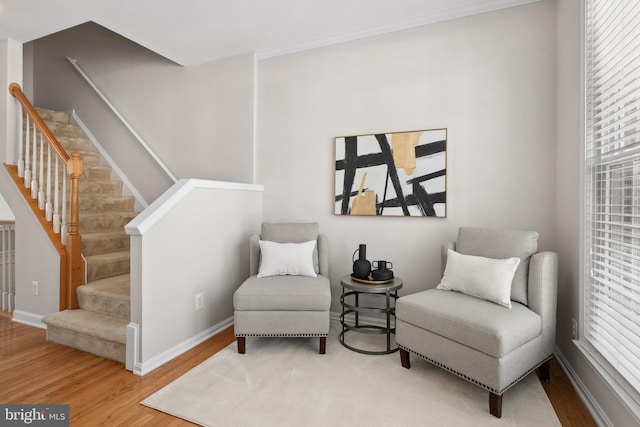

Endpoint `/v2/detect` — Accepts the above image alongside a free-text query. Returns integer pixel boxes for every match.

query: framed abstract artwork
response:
[334,129,447,217]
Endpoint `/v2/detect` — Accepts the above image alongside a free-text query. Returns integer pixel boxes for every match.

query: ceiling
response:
[0,0,538,66]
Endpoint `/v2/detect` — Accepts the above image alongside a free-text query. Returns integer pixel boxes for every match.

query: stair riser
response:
[34,108,70,124]
[24,121,82,138]
[29,166,111,182]
[82,167,112,181]
[80,197,135,212]
[46,326,125,363]
[78,181,123,196]
[77,290,130,320]
[33,181,125,197]
[79,214,137,233]
[83,236,130,256]
[25,181,122,203]
[88,261,130,282]
[58,137,92,152]
[43,121,82,137]
[22,137,92,155]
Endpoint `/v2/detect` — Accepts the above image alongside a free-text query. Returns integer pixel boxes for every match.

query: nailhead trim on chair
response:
[397,344,552,395]
[236,333,328,338]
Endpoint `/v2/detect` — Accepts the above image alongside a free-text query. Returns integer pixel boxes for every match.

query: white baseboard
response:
[554,346,612,427]
[132,317,234,377]
[11,310,45,329]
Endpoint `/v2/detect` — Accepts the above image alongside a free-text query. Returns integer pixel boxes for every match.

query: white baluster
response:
[24,115,31,188]
[53,157,61,234]
[17,107,24,178]
[61,173,68,245]
[8,226,14,312]
[38,133,45,210]
[30,122,38,199]
[45,144,53,221]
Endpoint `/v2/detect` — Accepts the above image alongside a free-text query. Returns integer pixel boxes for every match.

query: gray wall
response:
[31,23,255,203]
[257,1,557,313]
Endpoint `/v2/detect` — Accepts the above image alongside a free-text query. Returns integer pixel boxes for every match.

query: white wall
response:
[31,23,256,203]
[125,179,263,374]
[0,39,59,326]
[257,1,557,313]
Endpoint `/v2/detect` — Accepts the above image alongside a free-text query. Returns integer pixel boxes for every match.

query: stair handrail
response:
[9,83,72,166]
[66,57,178,183]
[8,82,85,310]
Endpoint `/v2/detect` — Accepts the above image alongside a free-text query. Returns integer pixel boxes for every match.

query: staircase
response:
[38,108,136,363]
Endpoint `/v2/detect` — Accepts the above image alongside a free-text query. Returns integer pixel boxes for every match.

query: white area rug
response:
[142,322,560,426]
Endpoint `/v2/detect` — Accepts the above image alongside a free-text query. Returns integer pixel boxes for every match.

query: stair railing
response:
[7,82,85,310]
[0,221,15,313]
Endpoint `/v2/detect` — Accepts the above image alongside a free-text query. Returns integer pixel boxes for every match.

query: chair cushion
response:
[396,289,541,358]
[456,227,538,305]
[262,223,319,273]
[234,275,331,311]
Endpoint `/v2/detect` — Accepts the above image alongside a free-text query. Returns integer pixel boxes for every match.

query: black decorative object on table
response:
[352,244,371,279]
[372,260,394,281]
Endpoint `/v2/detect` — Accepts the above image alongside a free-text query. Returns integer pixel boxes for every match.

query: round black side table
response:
[339,274,403,355]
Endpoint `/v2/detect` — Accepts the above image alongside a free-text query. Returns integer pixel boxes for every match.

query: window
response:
[584,0,640,399]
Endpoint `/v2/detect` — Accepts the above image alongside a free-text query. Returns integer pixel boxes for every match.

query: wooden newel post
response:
[65,153,85,309]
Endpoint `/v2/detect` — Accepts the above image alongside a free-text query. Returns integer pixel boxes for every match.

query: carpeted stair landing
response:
[35,108,137,364]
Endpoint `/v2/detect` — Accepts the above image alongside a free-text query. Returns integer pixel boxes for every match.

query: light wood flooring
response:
[0,314,596,426]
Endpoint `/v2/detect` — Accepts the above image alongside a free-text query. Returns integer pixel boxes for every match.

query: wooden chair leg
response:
[319,337,326,354]
[537,359,551,382]
[237,337,246,354]
[400,348,411,369]
[489,392,502,418]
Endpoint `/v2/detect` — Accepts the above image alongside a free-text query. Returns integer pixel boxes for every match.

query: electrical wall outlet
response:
[572,318,578,340]
[32,281,39,296]
[195,292,204,311]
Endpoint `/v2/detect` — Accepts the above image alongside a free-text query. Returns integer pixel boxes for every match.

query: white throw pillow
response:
[257,240,318,278]
[437,249,520,308]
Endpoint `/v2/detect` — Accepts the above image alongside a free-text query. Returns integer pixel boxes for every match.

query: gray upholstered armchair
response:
[233,223,331,354]
[396,227,557,418]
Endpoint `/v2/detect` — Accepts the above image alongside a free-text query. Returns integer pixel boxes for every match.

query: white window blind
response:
[584,0,640,394]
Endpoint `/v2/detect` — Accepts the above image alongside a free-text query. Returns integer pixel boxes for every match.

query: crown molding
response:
[256,0,541,60]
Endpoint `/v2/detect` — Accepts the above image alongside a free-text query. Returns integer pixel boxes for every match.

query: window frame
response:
[578,0,640,420]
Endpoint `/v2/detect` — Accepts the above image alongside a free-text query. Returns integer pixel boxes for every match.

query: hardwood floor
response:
[0,315,596,426]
